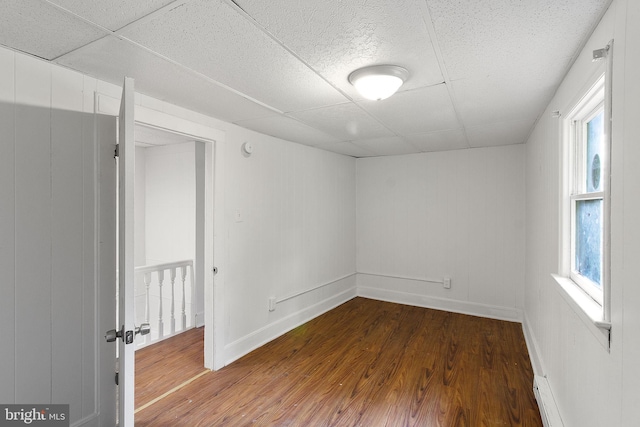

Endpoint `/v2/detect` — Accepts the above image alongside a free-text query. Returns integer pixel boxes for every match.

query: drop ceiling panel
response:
[405,129,468,152]
[47,0,177,31]
[0,0,613,158]
[360,84,459,136]
[288,103,394,141]
[466,119,534,148]
[235,115,341,147]
[122,0,348,113]
[426,0,611,81]
[451,76,559,127]
[0,0,108,60]
[57,36,276,123]
[234,0,444,100]
[316,142,377,158]
[352,136,420,156]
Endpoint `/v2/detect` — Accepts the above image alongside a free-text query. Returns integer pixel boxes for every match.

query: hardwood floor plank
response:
[135,327,207,409]
[135,298,542,426]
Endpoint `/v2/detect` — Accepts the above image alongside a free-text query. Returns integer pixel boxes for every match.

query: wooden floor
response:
[136,327,207,410]
[136,298,542,426]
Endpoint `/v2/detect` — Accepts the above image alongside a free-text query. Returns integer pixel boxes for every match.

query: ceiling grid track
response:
[418,0,471,150]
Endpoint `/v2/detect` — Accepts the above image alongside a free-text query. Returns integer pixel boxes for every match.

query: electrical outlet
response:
[443,277,451,289]
[269,297,276,312]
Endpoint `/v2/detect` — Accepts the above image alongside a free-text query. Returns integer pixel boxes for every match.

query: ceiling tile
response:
[235,115,340,147]
[352,136,420,156]
[359,84,459,136]
[121,0,348,112]
[234,0,444,99]
[47,0,176,31]
[466,119,534,148]
[0,0,109,60]
[56,36,276,123]
[451,75,559,127]
[405,128,469,152]
[315,142,377,158]
[288,103,394,141]
[427,0,611,81]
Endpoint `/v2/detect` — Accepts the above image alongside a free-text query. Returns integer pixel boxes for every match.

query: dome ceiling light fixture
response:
[348,64,409,101]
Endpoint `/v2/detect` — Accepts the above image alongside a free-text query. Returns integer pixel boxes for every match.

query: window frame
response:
[568,89,606,306]
[559,41,613,330]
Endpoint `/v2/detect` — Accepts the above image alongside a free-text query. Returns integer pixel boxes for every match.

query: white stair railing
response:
[133,259,195,348]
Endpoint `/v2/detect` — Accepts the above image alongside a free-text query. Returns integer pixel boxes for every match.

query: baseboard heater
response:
[533,375,564,427]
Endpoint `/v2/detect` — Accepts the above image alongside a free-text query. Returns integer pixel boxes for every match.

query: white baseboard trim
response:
[223,286,357,366]
[534,375,564,427]
[357,286,523,323]
[195,311,205,328]
[522,311,545,377]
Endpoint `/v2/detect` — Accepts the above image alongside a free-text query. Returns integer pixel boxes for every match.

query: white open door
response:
[117,77,136,426]
[104,76,145,426]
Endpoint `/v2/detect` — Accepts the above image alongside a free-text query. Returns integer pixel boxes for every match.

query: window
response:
[569,82,606,306]
[556,42,613,348]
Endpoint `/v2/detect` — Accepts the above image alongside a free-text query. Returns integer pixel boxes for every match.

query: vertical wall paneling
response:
[50,66,85,419]
[81,76,99,420]
[0,46,116,424]
[356,145,525,320]
[621,1,640,424]
[14,53,52,403]
[523,2,632,426]
[222,130,357,363]
[0,46,16,402]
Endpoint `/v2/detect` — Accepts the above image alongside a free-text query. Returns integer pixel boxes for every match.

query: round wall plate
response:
[242,142,254,155]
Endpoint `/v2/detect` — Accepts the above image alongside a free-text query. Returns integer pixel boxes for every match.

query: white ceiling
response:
[0,0,611,157]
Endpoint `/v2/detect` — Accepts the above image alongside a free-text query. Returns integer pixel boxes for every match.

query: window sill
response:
[551,274,611,350]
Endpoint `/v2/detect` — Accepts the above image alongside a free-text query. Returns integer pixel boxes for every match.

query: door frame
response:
[97,92,227,370]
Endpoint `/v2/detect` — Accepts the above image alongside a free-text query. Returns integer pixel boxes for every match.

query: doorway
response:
[97,88,225,425]
[131,124,209,411]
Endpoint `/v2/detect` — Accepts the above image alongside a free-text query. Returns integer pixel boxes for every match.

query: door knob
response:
[135,323,150,336]
[105,324,143,344]
[105,326,124,343]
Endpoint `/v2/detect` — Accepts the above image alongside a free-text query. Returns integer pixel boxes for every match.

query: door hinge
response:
[114,144,119,158]
[115,371,119,385]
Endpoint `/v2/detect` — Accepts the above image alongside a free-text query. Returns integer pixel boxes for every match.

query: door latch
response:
[105,323,150,344]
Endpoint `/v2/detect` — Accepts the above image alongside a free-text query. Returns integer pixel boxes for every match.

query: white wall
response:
[221,128,357,361]
[524,0,640,425]
[135,146,146,266]
[356,145,525,321]
[144,142,196,265]
[0,47,117,425]
[87,54,358,365]
[134,142,201,333]
[0,42,358,411]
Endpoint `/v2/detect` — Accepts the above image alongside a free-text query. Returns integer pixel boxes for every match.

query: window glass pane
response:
[586,110,604,192]
[575,199,603,286]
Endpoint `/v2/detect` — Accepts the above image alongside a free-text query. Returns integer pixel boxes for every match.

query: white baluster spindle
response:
[143,272,152,344]
[169,268,176,334]
[157,269,165,338]
[181,265,187,329]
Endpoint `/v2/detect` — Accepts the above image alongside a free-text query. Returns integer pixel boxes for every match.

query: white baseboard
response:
[195,311,205,328]
[522,311,545,377]
[223,286,357,366]
[534,375,564,427]
[357,286,523,323]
